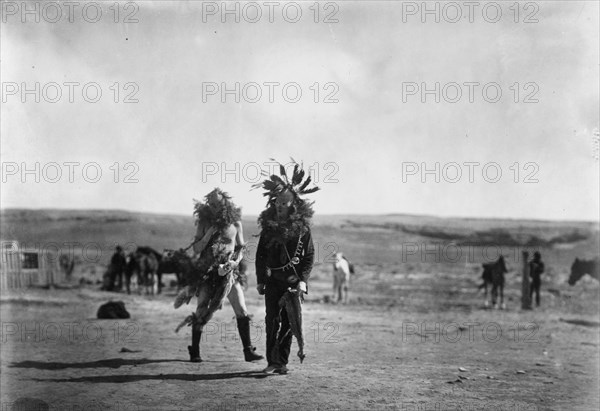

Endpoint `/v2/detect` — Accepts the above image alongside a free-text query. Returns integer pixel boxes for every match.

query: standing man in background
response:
[529,251,545,307]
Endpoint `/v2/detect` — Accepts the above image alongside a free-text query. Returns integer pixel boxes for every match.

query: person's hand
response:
[218,263,230,276]
[257,283,266,295]
[297,281,307,294]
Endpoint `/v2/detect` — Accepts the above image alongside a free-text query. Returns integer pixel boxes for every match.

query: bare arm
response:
[233,221,245,264]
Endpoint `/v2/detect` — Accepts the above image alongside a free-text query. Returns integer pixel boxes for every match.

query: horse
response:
[332,252,354,304]
[124,246,161,295]
[477,255,508,309]
[157,249,189,293]
[568,257,600,286]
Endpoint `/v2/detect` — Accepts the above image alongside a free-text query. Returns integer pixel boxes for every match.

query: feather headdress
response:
[254,159,319,242]
[252,159,320,205]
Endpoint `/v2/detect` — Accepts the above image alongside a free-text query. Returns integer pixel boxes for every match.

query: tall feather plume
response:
[300,186,320,195]
[270,175,286,187]
[294,169,305,187]
[298,175,312,192]
[251,168,271,190]
[291,164,302,186]
[279,163,289,184]
[253,159,319,201]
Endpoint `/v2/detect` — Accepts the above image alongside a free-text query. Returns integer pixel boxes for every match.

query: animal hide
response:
[97,301,130,319]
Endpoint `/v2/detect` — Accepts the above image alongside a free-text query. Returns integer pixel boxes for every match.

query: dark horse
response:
[478,255,508,309]
[125,246,161,295]
[157,249,191,293]
[568,257,600,286]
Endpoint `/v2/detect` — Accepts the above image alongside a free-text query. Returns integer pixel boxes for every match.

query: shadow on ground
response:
[32,371,271,383]
[10,358,185,370]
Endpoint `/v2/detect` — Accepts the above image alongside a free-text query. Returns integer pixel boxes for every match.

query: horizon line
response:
[1,206,598,226]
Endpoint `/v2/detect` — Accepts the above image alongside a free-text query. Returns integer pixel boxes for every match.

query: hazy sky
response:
[1,1,599,221]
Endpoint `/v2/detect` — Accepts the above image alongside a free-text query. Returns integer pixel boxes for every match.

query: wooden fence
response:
[0,241,63,290]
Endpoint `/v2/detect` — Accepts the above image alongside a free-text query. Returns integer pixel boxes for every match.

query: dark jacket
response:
[529,260,544,282]
[256,229,314,286]
[110,252,127,271]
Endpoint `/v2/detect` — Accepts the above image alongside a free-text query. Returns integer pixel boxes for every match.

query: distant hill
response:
[1,209,598,269]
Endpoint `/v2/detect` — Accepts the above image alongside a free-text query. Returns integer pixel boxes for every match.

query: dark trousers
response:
[530,279,541,306]
[107,267,123,291]
[265,281,293,367]
[115,270,123,290]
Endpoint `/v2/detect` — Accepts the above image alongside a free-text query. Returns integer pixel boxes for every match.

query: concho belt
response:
[267,237,303,273]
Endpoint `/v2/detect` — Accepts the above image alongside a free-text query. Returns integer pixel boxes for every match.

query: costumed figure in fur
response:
[254,160,318,374]
[174,188,263,363]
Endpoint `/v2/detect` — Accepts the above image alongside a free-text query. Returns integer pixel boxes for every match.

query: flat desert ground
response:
[1,210,599,410]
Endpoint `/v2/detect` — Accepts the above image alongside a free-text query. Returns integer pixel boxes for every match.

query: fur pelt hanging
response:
[193,188,242,232]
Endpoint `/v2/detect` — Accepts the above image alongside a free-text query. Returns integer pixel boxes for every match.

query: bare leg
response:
[228,282,264,361]
[228,282,249,318]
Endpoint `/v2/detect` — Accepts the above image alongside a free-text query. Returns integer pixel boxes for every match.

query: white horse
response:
[332,252,354,304]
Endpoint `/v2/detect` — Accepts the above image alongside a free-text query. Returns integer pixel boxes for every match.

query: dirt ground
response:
[1,264,599,411]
